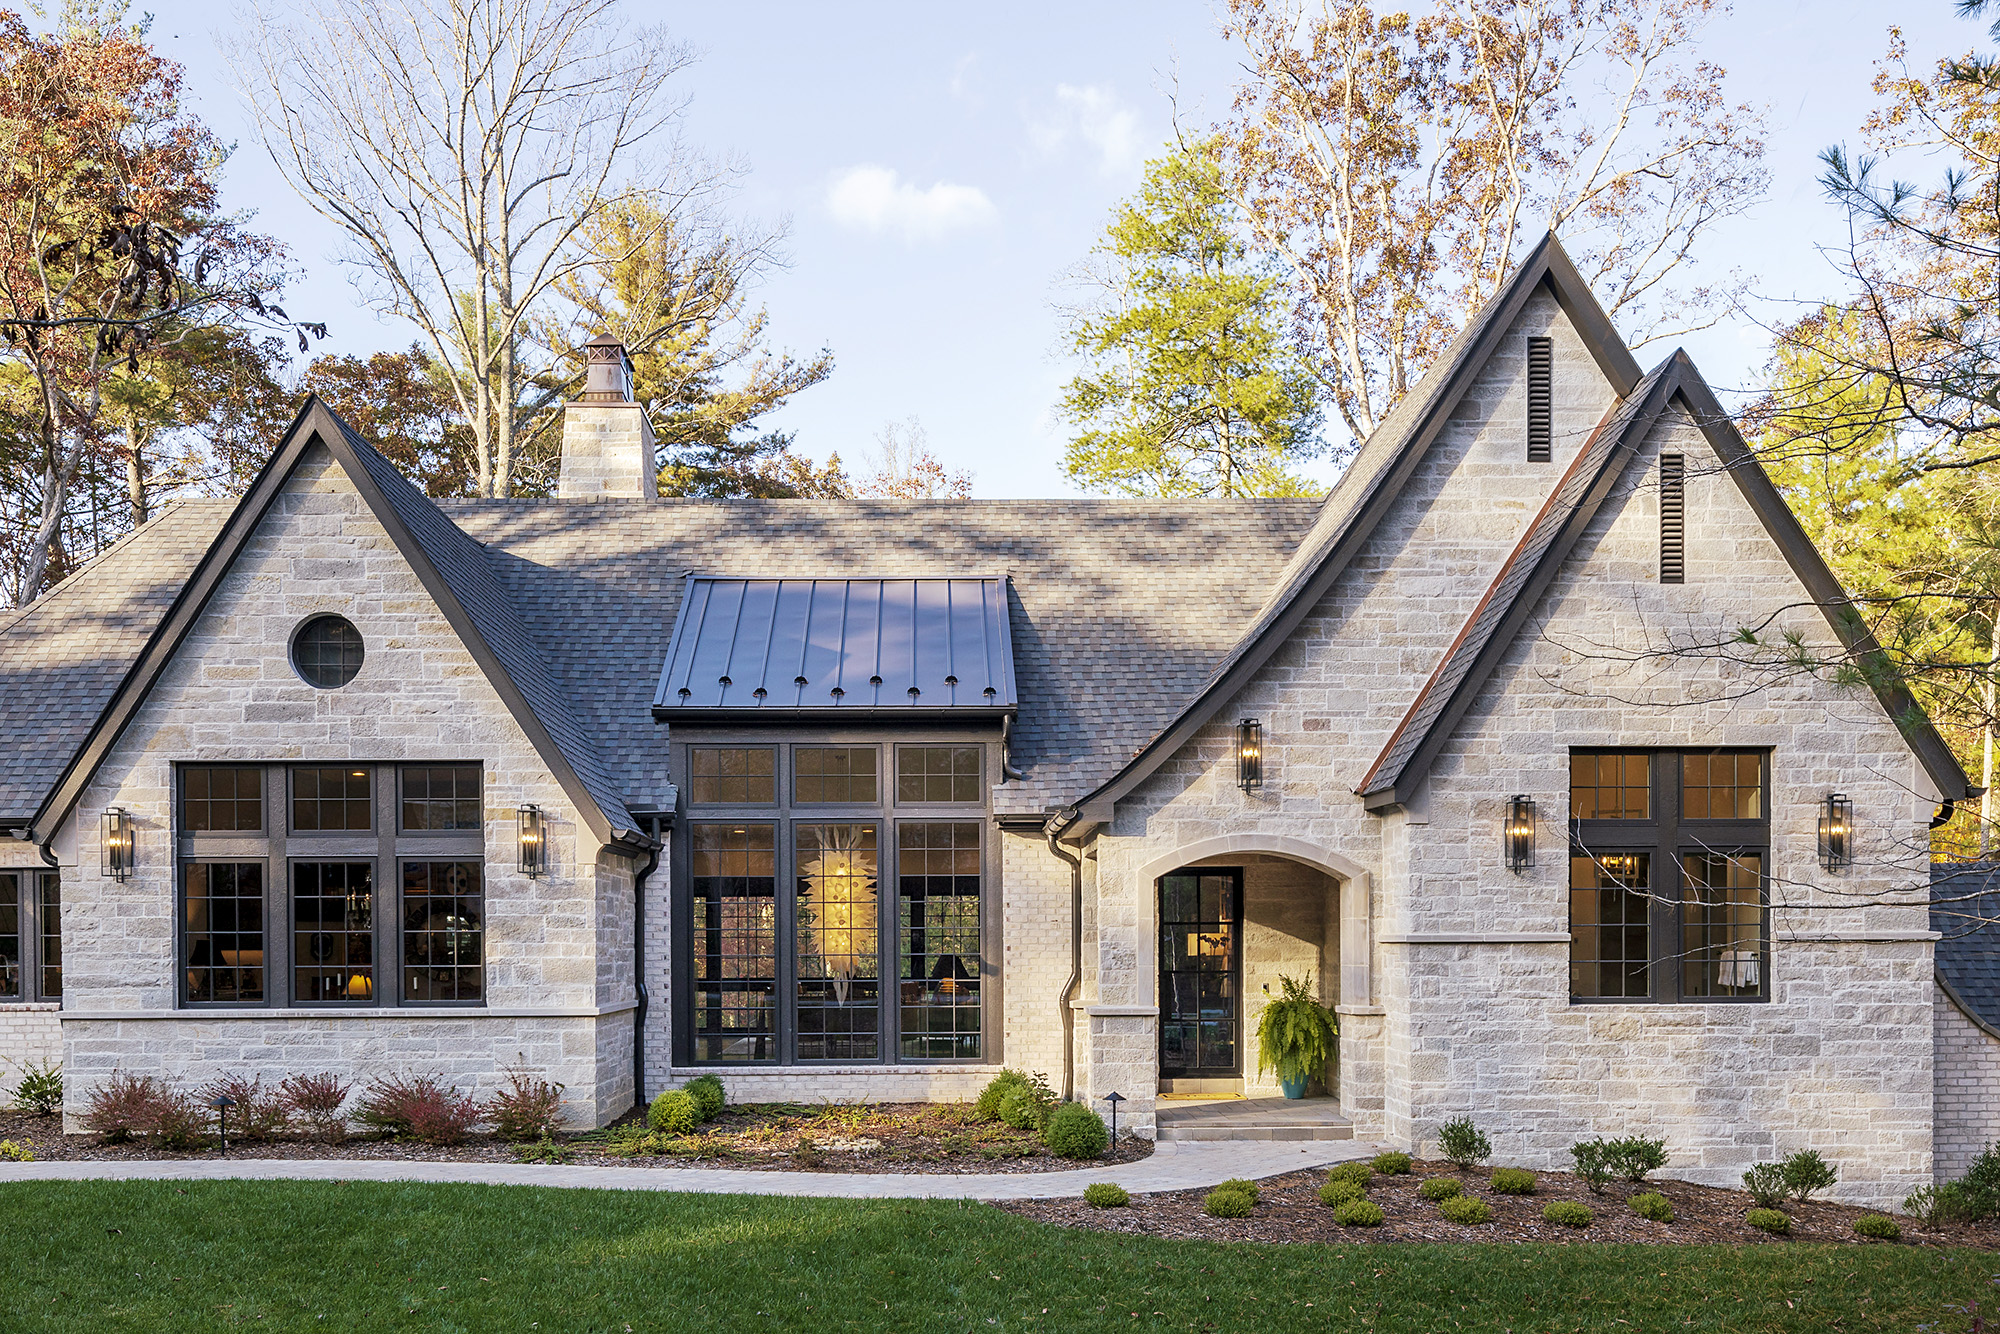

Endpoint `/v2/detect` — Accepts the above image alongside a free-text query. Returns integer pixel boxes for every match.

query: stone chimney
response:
[558,333,657,499]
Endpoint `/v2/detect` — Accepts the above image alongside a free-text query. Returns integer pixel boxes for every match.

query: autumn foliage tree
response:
[300,346,478,498]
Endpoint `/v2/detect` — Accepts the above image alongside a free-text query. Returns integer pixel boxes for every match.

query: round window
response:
[291,614,365,689]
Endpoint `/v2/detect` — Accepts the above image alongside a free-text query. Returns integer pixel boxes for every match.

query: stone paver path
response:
[0,1139,1373,1200]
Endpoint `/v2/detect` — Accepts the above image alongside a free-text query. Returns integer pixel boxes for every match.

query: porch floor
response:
[1154,1095,1353,1142]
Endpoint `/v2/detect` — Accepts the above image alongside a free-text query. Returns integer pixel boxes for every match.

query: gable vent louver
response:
[1659,453,1686,584]
[1526,336,1553,462]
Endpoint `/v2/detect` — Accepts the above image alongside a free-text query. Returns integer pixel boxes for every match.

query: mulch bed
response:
[999,1157,2000,1248]
[0,1102,1153,1176]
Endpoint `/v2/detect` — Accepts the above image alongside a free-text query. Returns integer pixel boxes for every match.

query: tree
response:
[232,0,701,498]
[855,418,971,500]
[541,198,838,498]
[1217,0,1768,449]
[1056,138,1321,498]
[300,346,479,498]
[0,3,309,604]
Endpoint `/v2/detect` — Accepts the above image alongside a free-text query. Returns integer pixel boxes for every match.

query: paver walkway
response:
[0,1138,1373,1200]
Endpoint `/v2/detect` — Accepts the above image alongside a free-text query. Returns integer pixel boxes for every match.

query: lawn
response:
[0,1179,1993,1332]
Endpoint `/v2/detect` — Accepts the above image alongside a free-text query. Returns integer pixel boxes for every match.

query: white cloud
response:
[1029,84,1147,179]
[825,165,998,243]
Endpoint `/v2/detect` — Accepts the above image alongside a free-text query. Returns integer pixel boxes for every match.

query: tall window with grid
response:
[898,822,982,1059]
[691,823,778,1062]
[402,862,483,1001]
[794,823,880,1060]
[183,863,265,1003]
[293,862,374,1003]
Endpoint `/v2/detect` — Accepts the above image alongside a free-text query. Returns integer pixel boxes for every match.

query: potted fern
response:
[1255,972,1338,1099]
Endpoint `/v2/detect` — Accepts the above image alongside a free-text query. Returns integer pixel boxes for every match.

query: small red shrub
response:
[357,1073,485,1145]
[280,1072,353,1143]
[487,1066,566,1143]
[82,1071,166,1143]
[200,1074,291,1141]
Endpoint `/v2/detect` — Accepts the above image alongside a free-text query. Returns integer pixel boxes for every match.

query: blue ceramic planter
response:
[1279,1071,1309,1099]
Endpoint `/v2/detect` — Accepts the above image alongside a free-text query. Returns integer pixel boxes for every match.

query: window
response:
[0,871,60,1003]
[291,614,365,689]
[0,874,18,999]
[1568,749,1768,1003]
[402,862,483,1001]
[184,863,265,1003]
[690,748,776,805]
[678,739,991,1066]
[1527,335,1553,462]
[38,874,59,999]
[294,861,374,1003]
[294,768,372,832]
[1660,454,1686,583]
[402,766,481,831]
[897,746,982,803]
[795,747,878,804]
[183,767,264,832]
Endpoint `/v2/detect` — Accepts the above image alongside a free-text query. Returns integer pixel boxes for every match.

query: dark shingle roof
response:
[0,501,232,820]
[1935,864,2000,1034]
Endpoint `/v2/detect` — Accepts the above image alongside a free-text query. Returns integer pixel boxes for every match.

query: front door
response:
[1158,868,1242,1076]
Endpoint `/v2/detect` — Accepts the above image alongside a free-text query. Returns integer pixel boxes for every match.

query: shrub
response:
[12,1059,61,1116]
[1742,1162,1790,1209]
[0,1139,31,1161]
[1439,1195,1493,1225]
[1437,1116,1492,1171]
[1853,1213,1902,1241]
[1606,1136,1668,1182]
[1042,1103,1109,1160]
[1963,1142,2000,1219]
[151,1086,212,1151]
[1543,1201,1592,1228]
[1419,1176,1462,1202]
[1325,1160,1373,1189]
[684,1074,726,1122]
[1371,1151,1412,1175]
[1203,1188,1255,1218]
[1780,1149,1838,1202]
[1333,1198,1385,1227]
[648,1090,700,1135]
[515,1134,572,1165]
[199,1074,291,1141]
[1490,1168,1537,1195]
[83,1071,165,1143]
[357,1073,484,1145]
[975,1069,1053,1123]
[999,1084,1052,1132]
[1746,1208,1791,1234]
[1318,1178,1364,1208]
[1629,1191,1674,1223]
[281,1072,353,1144]
[1904,1182,1982,1227]
[1217,1178,1261,1204]
[1083,1183,1130,1209]
[1570,1140,1613,1195]
[488,1068,566,1143]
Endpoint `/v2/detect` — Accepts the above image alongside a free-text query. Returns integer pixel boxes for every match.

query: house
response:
[0,235,1987,1208]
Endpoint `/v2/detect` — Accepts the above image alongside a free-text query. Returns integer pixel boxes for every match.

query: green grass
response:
[0,1180,1992,1332]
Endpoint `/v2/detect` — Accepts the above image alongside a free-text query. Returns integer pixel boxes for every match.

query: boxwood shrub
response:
[683,1074,725,1122]
[1203,1188,1255,1218]
[1083,1182,1130,1209]
[1746,1208,1791,1234]
[1419,1176,1462,1201]
[1853,1213,1902,1241]
[1370,1151,1412,1175]
[1217,1178,1261,1204]
[1490,1168,1537,1195]
[1628,1191,1674,1223]
[1438,1194,1493,1225]
[1542,1201,1593,1228]
[1332,1198,1385,1227]
[1042,1102,1109,1160]
[647,1090,699,1135]
[1325,1160,1372,1188]
[1318,1178,1364,1208]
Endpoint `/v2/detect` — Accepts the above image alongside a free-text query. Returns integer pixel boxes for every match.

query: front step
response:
[1155,1095,1353,1142]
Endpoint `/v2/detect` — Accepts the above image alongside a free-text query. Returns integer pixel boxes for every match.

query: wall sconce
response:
[518,804,547,878]
[101,807,133,882]
[1236,718,1263,791]
[1504,795,1536,873]
[1818,792,1852,870]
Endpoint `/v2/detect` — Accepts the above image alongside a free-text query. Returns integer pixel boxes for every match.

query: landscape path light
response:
[211,1094,236,1155]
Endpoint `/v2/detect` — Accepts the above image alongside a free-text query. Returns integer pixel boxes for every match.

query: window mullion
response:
[1654,752,1680,1003]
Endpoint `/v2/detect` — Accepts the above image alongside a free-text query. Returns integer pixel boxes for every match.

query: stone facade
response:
[557,401,657,500]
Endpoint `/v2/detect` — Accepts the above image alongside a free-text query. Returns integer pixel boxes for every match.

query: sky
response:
[158,1,1993,497]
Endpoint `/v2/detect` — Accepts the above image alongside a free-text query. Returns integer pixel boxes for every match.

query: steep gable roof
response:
[1067,233,1643,823]
[25,398,645,849]
[1357,350,1974,807]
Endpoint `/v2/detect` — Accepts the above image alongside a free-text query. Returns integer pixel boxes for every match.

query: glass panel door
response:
[1158,870,1241,1076]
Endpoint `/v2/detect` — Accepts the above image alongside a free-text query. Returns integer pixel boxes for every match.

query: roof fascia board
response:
[1358,368,1678,808]
[1073,235,1636,820]
[1669,357,1975,800]
[652,707,1017,722]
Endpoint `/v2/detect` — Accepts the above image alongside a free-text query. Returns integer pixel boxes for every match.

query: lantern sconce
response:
[518,804,548,878]
[101,806,134,882]
[1504,795,1536,873]
[1818,792,1852,870]
[1236,718,1263,791]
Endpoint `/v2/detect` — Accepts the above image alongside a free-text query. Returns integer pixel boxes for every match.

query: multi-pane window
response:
[0,871,59,1003]
[402,862,483,1001]
[679,739,990,1066]
[183,863,265,1003]
[898,822,981,1059]
[402,767,482,831]
[38,873,60,999]
[1568,749,1768,1003]
[794,748,878,804]
[294,768,372,832]
[0,874,18,999]
[897,746,982,803]
[690,748,776,805]
[294,861,375,1003]
[183,767,264,832]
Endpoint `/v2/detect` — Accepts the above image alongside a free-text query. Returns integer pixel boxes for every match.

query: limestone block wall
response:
[557,403,657,499]
[1936,981,2000,1180]
[57,443,635,1128]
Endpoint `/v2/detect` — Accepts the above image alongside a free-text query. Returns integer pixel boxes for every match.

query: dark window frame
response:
[0,869,58,1003]
[1568,747,1771,1005]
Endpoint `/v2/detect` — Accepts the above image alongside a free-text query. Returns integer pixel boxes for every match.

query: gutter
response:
[1044,807,1085,1102]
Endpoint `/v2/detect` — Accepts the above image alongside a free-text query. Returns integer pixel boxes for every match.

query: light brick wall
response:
[0,1005,60,1094]
[1936,980,2000,1180]
[58,444,636,1128]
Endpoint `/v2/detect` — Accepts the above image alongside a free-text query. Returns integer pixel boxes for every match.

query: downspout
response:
[631,815,662,1113]
[1045,811,1083,1102]
[1933,799,1958,831]
[1000,715,1025,782]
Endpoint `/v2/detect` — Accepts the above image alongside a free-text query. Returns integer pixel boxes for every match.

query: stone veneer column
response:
[558,334,657,500]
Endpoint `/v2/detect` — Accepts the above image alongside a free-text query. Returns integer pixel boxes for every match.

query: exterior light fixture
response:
[1236,718,1263,791]
[101,807,134,882]
[211,1094,237,1155]
[518,804,548,878]
[1102,1090,1126,1142]
[1818,792,1852,870]
[1504,795,1537,873]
